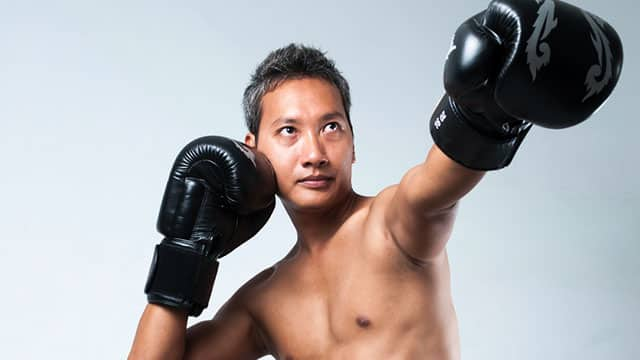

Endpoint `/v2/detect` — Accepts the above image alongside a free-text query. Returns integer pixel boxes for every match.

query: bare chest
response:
[257,235,458,359]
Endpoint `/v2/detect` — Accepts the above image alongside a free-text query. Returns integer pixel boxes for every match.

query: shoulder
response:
[362,184,454,266]
[235,260,304,315]
[333,189,398,248]
[361,184,400,235]
[367,184,399,216]
[356,185,409,260]
[232,266,278,309]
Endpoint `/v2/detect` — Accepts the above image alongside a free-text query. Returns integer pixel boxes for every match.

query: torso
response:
[247,189,460,359]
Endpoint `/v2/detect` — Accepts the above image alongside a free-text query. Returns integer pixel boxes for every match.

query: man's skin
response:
[130,77,485,359]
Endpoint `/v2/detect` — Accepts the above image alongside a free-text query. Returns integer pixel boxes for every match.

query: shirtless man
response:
[129,1,622,358]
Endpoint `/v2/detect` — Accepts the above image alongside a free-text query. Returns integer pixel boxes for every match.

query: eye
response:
[279,126,296,136]
[324,122,341,132]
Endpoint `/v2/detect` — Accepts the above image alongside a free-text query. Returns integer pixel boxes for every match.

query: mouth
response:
[297,175,334,189]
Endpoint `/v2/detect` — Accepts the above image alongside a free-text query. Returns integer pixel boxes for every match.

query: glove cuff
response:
[429,95,532,170]
[144,241,219,317]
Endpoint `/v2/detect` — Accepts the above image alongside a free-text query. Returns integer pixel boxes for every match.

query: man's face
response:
[245,77,355,212]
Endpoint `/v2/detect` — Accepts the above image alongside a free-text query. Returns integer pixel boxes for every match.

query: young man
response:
[130,1,622,358]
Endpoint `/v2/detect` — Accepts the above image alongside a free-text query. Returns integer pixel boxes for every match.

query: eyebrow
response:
[271,117,299,127]
[320,111,346,122]
[271,112,346,127]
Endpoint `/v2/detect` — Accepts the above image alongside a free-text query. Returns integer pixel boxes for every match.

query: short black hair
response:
[242,43,352,139]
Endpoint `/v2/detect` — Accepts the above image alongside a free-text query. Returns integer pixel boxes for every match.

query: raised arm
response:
[383,144,484,262]
[384,0,622,263]
[130,273,270,360]
[129,136,276,359]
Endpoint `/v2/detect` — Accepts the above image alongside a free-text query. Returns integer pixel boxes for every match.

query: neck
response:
[283,190,362,254]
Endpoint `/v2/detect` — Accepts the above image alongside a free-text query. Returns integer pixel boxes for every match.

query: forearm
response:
[129,304,188,360]
[410,144,486,212]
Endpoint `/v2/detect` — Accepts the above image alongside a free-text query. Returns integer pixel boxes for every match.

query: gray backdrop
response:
[1,0,637,358]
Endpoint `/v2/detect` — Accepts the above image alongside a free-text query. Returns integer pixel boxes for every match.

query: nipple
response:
[356,315,371,328]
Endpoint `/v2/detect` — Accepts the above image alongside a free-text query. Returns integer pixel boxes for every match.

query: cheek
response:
[333,145,354,168]
[269,153,297,186]
[339,160,353,182]
[257,141,292,180]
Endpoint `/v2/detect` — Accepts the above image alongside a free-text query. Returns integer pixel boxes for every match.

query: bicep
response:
[184,295,267,360]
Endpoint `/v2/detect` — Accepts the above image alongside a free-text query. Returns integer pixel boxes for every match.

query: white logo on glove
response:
[434,110,447,130]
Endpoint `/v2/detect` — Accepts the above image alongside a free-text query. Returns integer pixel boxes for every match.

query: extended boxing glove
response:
[144,136,276,316]
[430,0,623,170]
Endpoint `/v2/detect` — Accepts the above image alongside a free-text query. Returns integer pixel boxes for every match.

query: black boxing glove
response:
[430,0,623,170]
[144,136,276,316]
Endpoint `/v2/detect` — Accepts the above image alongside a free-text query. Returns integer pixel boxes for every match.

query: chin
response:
[281,189,339,212]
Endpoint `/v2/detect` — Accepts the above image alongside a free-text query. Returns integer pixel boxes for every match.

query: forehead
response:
[260,77,345,122]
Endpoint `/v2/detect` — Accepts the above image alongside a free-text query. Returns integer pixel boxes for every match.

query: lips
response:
[298,174,334,188]
[299,175,333,182]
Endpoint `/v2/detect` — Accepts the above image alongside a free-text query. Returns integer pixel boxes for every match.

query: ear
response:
[352,145,356,163]
[245,132,256,148]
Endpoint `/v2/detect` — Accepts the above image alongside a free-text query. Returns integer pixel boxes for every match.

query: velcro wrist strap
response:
[430,95,531,171]
[144,241,219,316]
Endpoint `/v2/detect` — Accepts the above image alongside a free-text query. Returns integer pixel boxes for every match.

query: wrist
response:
[146,303,189,320]
[145,242,220,317]
[429,95,532,171]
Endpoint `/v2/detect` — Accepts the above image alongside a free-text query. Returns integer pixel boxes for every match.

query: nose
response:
[300,131,328,168]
